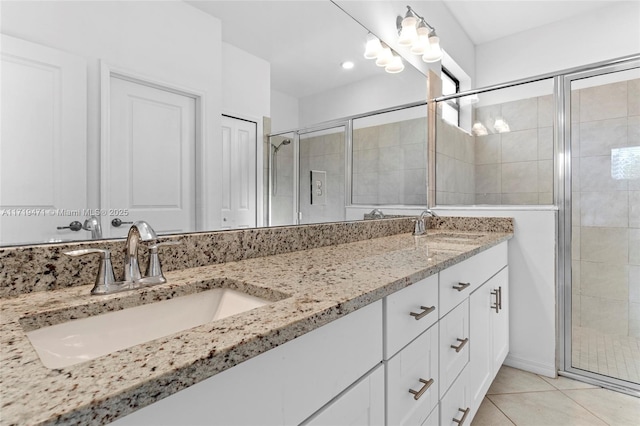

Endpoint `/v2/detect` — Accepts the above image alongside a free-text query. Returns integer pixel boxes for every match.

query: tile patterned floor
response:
[571,326,640,384]
[472,366,640,426]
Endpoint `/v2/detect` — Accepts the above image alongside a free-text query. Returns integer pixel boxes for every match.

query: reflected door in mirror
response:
[105,77,196,238]
[0,36,87,245]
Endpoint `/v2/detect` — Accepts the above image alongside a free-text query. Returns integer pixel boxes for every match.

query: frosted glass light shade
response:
[364,36,382,59]
[385,55,404,73]
[422,35,443,63]
[410,26,430,55]
[398,16,418,46]
[375,46,393,67]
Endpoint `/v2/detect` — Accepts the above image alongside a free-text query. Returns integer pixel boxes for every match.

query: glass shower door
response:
[565,64,640,391]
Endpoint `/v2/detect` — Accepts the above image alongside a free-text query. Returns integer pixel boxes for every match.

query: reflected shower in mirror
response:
[0,0,428,247]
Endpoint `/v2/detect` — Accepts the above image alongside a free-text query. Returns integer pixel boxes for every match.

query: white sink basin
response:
[26,288,270,369]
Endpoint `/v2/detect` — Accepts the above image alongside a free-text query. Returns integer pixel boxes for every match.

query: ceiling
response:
[185,1,624,98]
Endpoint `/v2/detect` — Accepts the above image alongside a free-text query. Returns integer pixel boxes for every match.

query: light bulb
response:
[364,35,382,59]
[375,45,393,67]
[410,25,430,55]
[472,122,488,136]
[385,55,404,73]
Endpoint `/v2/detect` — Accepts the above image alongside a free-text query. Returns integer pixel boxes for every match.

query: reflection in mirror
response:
[0,0,428,247]
[435,79,555,206]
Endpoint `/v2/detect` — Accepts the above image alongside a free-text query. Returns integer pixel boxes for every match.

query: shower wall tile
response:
[580,227,628,264]
[501,97,538,131]
[379,146,403,171]
[630,302,640,338]
[475,193,501,204]
[501,161,538,193]
[572,157,580,191]
[572,192,581,226]
[579,155,628,192]
[571,125,580,157]
[501,129,538,162]
[580,81,628,122]
[580,261,628,301]
[379,122,400,147]
[630,266,640,303]
[629,79,640,116]
[572,226,581,261]
[538,127,554,160]
[630,229,640,265]
[571,90,580,123]
[501,193,539,205]
[538,94,554,128]
[400,118,426,145]
[629,191,640,228]
[579,118,628,156]
[580,295,628,336]
[475,134,501,165]
[580,191,629,227]
[538,160,554,194]
[353,148,378,173]
[354,126,379,150]
[572,260,581,295]
[454,130,475,164]
[475,164,501,194]
[402,143,426,170]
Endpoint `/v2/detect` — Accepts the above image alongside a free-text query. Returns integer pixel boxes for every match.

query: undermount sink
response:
[25,288,271,369]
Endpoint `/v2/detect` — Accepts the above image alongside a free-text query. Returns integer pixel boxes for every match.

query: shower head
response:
[272,139,291,152]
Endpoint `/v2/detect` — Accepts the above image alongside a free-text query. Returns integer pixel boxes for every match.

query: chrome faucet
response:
[413,210,438,236]
[65,221,181,295]
[369,208,385,219]
[123,221,157,283]
[82,216,102,239]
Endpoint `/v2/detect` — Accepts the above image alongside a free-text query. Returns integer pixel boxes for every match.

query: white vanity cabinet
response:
[112,300,383,426]
[469,267,509,414]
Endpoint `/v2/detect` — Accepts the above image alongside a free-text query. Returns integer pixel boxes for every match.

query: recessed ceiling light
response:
[341,61,355,70]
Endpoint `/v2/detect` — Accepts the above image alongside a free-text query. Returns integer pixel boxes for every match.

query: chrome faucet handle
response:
[64,249,116,295]
[142,240,182,285]
[412,219,426,236]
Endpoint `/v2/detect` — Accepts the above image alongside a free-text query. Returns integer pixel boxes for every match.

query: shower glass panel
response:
[268,133,295,226]
[434,79,554,206]
[298,126,346,225]
[352,105,427,205]
[567,66,640,388]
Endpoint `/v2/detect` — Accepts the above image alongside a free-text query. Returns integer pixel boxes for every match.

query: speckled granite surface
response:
[0,221,512,426]
[0,218,414,298]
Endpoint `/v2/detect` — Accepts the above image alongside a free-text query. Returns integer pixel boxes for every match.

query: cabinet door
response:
[385,274,439,359]
[491,268,509,372]
[469,278,494,413]
[439,299,469,398]
[440,368,472,426]
[304,365,384,426]
[386,326,439,426]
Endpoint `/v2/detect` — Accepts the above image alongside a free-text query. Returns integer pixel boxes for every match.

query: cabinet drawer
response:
[303,365,384,426]
[439,299,469,398]
[385,274,439,358]
[422,404,439,426]
[440,368,472,426]
[386,325,439,426]
[439,242,507,317]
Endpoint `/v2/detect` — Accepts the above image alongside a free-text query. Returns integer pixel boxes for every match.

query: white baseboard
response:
[504,353,556,378]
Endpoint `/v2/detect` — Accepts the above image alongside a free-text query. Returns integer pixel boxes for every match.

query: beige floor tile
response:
[488,391,607,426]
[471,398,515,426]
[487,366,555,394]
[538,374,600,390]
[562,388,640,426]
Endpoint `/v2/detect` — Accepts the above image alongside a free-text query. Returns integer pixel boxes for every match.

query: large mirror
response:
[0,0,428,247]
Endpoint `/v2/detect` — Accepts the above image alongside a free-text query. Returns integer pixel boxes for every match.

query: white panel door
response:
[220,116,256,229]
[106,77,195,238]
[0,35,87,245]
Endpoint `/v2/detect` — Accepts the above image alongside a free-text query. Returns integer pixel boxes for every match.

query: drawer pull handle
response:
[453,407,470,425]
[408,378,434,400]
[452,282,471,292]
[491,288,500,313]
[498,286,503,310]
[409,305,435,320]
[450,337,469,353]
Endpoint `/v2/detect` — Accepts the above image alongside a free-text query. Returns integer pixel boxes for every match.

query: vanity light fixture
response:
[397,5,443,63]
[364,34,405,74]
[472,122,488,136]
[493,118,511,133]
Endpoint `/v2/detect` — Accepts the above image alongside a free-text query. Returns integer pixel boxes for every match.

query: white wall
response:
[1,0,223,227]
[476,1,640,87]
[299,72,427,126]
[433,208,558,377]
[271,90,300,133]
[221,43,270,120]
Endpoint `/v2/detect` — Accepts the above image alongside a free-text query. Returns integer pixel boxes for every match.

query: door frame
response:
[100,61,206,236]
[558,57,640,396]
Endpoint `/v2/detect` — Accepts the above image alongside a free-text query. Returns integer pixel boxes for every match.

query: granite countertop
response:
[0,228,512,425]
